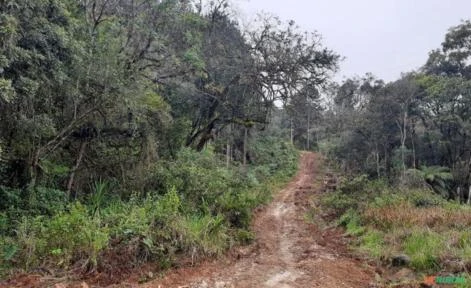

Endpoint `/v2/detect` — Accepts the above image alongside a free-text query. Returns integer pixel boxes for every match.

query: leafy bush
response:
[0,186,22,211]
[28,186,67,216]
[322,176,388,214]
[339,209,365,236]
[251,137,298,177]
[150,148,241,212]
[0,186,67,237]
[38,203,109,270]
[179,213,229,258]
[322,191,358,214]
[0,139,299,277]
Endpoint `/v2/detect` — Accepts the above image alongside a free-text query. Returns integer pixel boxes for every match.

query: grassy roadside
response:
[0,142,299,283]
[317,170,471,286]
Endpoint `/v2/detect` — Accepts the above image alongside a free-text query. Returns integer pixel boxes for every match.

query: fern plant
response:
[407,166,453,197]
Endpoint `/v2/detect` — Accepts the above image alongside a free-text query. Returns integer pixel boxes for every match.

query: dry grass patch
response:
[363,202,471,231]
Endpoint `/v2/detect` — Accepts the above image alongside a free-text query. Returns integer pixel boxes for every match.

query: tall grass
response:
[403,230,442,271]
[322,175,471,275]
[0,142,299,277]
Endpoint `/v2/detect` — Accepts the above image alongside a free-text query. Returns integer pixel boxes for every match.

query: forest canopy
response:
[0,0,338,193]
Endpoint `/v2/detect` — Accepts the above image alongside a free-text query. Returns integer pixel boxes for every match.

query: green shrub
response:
[12,216,44,270]
[407,189,445,207]
[251,137,298,178]
[455,230,471,263]
[322,170,471,274]
[233,229,255,245]
[337,174,370,195]
[0,236,17,276]
[39,203,109,269]
[323,177,388,214]
[360,230,385,258]
[404,230,442,271]
[339,209,365,236]
[0,186,67,236]
[29,187,67,216]
[179,213,229,257]
[369,193,406,208]
[150,148,240,213]
[0,186,22,211]
[0,137,299,276]
[322,191,359,214]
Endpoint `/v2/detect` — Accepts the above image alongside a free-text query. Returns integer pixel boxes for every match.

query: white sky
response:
[235,0,471,82]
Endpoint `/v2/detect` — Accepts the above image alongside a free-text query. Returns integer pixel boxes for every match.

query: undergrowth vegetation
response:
[0,141,298,277]
[322,175,471,275]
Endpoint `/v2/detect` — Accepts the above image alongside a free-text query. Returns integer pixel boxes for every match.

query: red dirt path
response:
[140,152,377,288]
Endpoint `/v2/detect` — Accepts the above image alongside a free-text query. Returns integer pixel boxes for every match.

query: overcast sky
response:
[235,0,471,82]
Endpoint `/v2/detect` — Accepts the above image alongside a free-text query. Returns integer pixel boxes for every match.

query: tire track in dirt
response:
[142,152,377,288]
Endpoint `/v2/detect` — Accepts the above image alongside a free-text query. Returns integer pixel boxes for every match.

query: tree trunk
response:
[402,111,407,176]
[375,144,380,178]
[226,142,231,168]
[226,125,231,169]
[411,121,416,169]
[243,126,248,166]
[29,149,41,189]
[397,110,408,177]
[383,144,389,175]
[290,118,294,145]
[66,141,87,198]
[307,107,310,150]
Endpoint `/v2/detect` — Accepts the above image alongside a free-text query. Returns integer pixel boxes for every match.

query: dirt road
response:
[143,152,376,288]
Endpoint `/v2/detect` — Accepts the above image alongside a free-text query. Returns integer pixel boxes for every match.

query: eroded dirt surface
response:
[141,152,376,288]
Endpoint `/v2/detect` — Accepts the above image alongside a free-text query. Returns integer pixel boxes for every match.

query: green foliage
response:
[322,175,387,214]
[322,191,358,214]
[28,187,67,216]
[251,137,299,175]
[323,43,471,199]
[40,203,109,269]
[404,230,442,271]
[322,175,471,273]
[179,213,228,257]
[339,209,365,236]
[140,91,169,112]
[89,180,110,218]
[406,166,454,197]
[183,47,205,70]
[0,78,15,103]
[0,186,22,211]
[359,230,385,259]
[369,189,445,209]
[0,138,298,275]
[0,0,311,278]
[0,186,67,237]
[151,148,235,210]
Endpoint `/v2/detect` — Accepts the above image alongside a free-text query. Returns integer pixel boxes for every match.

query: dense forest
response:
[2,0,471,284]
[319,20,471,278]
[0,0,337,278]
[322,20,471,200]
